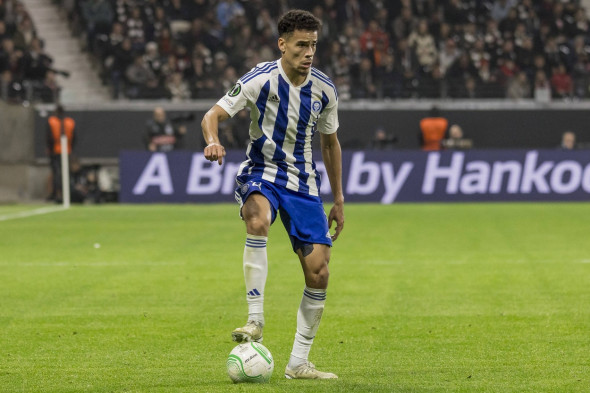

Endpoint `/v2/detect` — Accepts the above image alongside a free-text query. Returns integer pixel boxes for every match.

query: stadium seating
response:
[2,0,590,102]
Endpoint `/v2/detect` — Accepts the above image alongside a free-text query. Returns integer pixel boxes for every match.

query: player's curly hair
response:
[278,9,321,37]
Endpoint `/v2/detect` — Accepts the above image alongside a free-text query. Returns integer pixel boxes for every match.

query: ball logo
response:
[312,100,322,113]
[228,83,242,97]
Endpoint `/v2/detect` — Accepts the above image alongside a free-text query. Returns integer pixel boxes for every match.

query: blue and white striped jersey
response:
[216,59,339,196]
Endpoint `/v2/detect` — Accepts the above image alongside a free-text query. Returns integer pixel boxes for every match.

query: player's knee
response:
[245,216,270,236]
[318,264,330,285]
[307,262,330,288]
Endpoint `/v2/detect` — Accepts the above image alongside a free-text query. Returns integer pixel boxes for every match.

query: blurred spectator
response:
[439,38,460,76]
[81,0,113,53]
[0,38,19,75]
[188,0,211,21]
[109,37,134,98]
[396,38,417,98]
[571,8,590,38]
[419,106,448,151]
[470,39,491,72]
[444,0,469,25]
[126,7,146,51]
[148,6,170,42]
[339,0,366,28]
[36,69,60,102]
[158,28,174,56]
[544,36,568,69]
[533,69,551,102]
[145,106,188,152]
[515,36,535,72]
[498,58,519,89]
[506,71,531,99]
[560,131,576,150]
[392,6,414,40]
[498,7,519,37]
[351,57,376,98]
[69,156,100,204]
[218,64,237,93]
[20,37,52,81]
[408,19,437,72]
[369,126,397,150]
[144,41,163,79]
[125,54,156,98]
[478,60,503,98]
[313,4,336,41]
[376,52,402,98]
[483,18,502,52]
[12,16,35,51]
[551,63,573,98]
[166,0,190,22]
[441,124,473,150]
[216,0,244,29]
[418,64,444,98]
[491,0,517,22]
[446,53,478,97]
[359,19,389,56]
[455,75,480,99]
[166,71,191,101]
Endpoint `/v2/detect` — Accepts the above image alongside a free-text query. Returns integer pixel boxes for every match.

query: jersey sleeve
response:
[216,81,249,117]
[317,94,339,135]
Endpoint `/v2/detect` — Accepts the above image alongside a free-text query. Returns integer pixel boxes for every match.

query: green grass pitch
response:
[1,202,589,392]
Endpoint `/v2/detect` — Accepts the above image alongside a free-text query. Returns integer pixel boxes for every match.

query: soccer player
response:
[201,9,344,380]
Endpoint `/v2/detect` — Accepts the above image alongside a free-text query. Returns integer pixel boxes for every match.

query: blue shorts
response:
[235,177,332,253]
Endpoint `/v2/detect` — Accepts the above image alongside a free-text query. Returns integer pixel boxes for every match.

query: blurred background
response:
[1,0,589,203]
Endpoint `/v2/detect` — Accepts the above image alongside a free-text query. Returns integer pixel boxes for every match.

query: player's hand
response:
[204,143,226,165]
[328,202,344,241]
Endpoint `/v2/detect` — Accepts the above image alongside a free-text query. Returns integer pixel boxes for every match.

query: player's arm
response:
[320,132,344,241]
[201,104,230,165]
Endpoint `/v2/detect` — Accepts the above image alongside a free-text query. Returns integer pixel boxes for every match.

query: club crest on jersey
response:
[227,83,241,97]
[312,100,322,113]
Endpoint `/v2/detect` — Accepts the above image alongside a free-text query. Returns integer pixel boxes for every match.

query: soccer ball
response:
[226,342,274,383]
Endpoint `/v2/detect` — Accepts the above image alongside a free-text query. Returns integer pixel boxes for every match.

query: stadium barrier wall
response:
[119,150,590,203]
[1,101,35,163]
[0,102,47,203]
[33,103,590,158]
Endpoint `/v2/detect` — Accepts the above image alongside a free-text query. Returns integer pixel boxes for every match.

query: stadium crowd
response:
[2,0,590,102]
[0,0,67,103]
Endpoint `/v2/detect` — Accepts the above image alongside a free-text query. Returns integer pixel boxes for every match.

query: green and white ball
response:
[226,342,274,383]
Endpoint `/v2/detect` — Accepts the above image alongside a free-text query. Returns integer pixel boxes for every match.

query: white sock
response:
[288,286,327,369]
[243,234,268,326]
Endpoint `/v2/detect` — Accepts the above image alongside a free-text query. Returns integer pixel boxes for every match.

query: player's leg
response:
[297,243,330,290]
[285,243,337,379]
[274,190,337,378]
[232,193,272,343]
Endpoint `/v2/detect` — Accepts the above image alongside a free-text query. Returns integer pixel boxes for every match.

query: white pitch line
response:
[0,206,68,222]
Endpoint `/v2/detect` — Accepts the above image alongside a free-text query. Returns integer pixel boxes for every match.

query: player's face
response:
[279,29,318,77]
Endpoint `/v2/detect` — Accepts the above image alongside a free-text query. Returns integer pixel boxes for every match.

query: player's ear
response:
[278,37,286,54]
